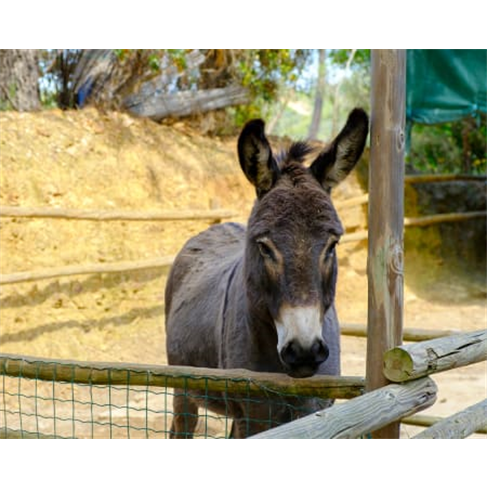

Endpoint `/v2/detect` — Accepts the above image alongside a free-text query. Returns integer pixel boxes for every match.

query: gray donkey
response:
[165,108,369,437]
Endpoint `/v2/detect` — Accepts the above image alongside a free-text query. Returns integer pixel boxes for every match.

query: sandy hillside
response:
[0,108,485,438]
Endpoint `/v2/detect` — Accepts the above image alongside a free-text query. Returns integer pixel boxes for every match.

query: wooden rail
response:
[0,205,236,222]
[383,329,487,382]
[0,256,175,285]
[401,413,487,434]
[341,324,462,342]
[250,377,437,439]
[403,211,487,227]
[342,211,487,244]
[413,399,487,439]
[404,174,486,184]
[0,353,365,400]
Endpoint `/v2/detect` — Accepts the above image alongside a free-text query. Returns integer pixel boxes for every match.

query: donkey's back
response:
[165,222,245,369]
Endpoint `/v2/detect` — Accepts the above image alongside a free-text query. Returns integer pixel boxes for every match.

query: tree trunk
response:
[0,49,40,111]
[308,49,326,139]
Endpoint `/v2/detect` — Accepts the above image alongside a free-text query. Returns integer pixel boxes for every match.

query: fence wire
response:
[0,355,333,439]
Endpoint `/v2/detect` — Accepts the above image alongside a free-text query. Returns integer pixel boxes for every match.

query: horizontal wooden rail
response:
[0,256,175,285]
[335,194,369,210]
[341,211,486,244]
[0,353,365,400]
[404,174,486,184]
[341,229,369,244]
[401,413,487,434]
[250,377,437,439]
[341,324,462,342]
[0,205,236,222]
[383,329,487,382]
[404,211,487,227]
[413,399,487,439]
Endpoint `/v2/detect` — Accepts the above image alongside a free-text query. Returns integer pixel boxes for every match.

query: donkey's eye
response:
[257,241,276,261]
[324,240,338,260]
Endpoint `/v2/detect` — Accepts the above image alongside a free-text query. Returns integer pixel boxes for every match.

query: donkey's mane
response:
[275,141,316,168]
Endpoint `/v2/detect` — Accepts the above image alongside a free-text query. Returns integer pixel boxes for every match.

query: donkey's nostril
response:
[312,339,329,363]
[280,341,300,366]
[280,339,329,367]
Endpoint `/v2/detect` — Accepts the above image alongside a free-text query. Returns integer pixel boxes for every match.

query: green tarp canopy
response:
[407,49,487,125]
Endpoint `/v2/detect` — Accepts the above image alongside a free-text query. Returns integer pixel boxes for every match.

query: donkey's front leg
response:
[170,388,199,439]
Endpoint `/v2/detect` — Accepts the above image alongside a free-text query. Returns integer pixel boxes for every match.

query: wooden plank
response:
[342,229,368,244]
[0,205,236,222]
[366,49,406,438]
[342,212,487,245]
[383,329,487,382]
[341,323,462,342]
[335,194,369,210]
[405,174,486,184]
[0,256,175,284]
[413,399,487,439]
[250,376,437,439]
[401,413,487,434]
[0,353,365,400]
[404,211,486,227]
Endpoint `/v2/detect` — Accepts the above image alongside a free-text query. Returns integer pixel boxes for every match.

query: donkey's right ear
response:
[238,119,279,197]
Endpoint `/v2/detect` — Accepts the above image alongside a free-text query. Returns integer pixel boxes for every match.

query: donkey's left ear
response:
[238,119,280,198]
[310,108,369,191]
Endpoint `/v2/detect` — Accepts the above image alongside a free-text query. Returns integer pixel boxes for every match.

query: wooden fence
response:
[0,329,485,439]
[0,197,485,437]
[250,329,487,438]
[0,206,234,285]
[0,187,485,284]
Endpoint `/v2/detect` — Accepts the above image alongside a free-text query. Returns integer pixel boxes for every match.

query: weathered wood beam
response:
[383,329,487,382]
[341,211,487,245]
[404,211,486,227]
[335,194,369,210]
[0,353,365,400]
[413,399,487,439]
[401,412,487,435]
[250,377,437,439]
[0,256,175,285]
[341,324,463,342]
[366,49,406,438]
[404,174,486,183]
[0,205,235,222]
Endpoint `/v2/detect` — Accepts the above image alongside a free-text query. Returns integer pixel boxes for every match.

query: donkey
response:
[165,108,369,438]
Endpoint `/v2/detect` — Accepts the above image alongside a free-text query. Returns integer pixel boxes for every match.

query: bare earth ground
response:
[0,109,486,438]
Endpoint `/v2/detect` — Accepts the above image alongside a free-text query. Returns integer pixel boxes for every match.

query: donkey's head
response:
[239,108,368,378]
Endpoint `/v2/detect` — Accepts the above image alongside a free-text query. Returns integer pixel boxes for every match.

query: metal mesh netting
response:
[0,354,345,439]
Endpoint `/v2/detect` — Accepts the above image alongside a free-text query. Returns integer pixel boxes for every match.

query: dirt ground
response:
[0,108,486,438]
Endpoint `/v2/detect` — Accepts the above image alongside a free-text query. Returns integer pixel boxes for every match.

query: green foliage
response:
[407,114,487,175]
[232,49,312,126]
[329,49,370,71]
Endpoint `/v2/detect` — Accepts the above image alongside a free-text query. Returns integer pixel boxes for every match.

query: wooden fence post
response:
[366,49,406,438]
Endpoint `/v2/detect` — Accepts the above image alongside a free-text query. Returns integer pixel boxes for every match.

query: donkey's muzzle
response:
[280,339,329,378]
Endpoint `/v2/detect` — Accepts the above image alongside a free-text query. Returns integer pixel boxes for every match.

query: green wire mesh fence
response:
[0,353,364,439]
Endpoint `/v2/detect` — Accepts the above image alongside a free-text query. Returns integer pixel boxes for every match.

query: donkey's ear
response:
[238,119,279,197]
[310,108,369,191]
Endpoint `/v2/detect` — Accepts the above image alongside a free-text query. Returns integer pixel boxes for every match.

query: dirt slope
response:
[0,108,485,438]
